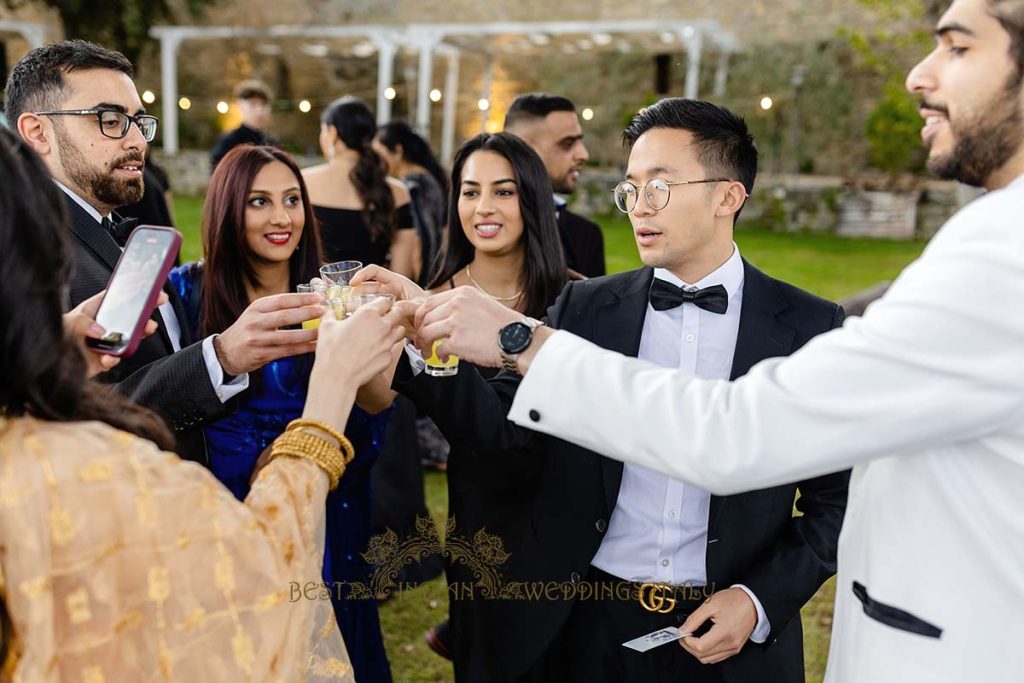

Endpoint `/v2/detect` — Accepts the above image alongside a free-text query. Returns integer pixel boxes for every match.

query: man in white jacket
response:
[411,0,1024,680]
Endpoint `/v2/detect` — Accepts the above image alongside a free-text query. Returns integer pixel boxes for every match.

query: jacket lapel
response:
[591,268,654,515]
[65,195,122,272]
[65,195,178,353]
[707,259,796,534]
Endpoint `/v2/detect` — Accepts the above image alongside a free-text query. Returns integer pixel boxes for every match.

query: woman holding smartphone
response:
[0,119,407,681]
[168,144,396,682]
[353,132,575,679]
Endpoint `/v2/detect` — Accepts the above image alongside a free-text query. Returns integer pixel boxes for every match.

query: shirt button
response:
[595,519,607,533]
[668,510,676,518]
[529,410,541,422]
[661,559,670,567]
[685,334,695,343]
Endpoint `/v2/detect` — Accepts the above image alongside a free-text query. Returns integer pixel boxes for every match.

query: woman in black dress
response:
[354,133,574,680]
[303,97,418,276]
[373,121,448,287]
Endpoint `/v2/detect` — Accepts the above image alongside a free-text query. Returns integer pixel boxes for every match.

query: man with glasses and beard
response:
[417,0,1024,680]
[5,40,324,466]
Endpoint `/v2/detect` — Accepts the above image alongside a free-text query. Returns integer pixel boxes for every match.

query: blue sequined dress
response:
[169,263,393,682]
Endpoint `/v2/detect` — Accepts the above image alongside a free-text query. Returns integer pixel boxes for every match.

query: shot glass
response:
[424,338,459,377]
[297,283,329,329]
[319,260,363,294]
[344,292,397,318]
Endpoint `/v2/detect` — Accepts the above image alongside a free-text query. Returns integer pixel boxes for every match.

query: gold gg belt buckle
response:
[638,582,676,614]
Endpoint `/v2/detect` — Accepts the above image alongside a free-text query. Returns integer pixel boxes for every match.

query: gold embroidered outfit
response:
[0,416,354,682]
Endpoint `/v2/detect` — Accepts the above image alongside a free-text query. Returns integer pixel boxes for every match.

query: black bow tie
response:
[649,278,729,314]
[102,215,139,248]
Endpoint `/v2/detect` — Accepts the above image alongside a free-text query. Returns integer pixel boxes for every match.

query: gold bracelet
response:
[286,419,355,465]
[270,430,345,490]
[271,444,344,490]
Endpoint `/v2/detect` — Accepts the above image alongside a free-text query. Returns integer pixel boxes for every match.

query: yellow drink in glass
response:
[425,339,459,376]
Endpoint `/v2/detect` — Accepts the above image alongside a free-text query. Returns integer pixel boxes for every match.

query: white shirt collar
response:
[54,180,109,224]
[553,194,568,209]
[653,243,744,301]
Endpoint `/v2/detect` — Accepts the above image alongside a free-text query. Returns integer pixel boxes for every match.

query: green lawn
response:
[172,196,925,683]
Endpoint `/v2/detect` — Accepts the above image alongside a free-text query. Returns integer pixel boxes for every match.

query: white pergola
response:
[151,20,740,159]
[0,20,47,48]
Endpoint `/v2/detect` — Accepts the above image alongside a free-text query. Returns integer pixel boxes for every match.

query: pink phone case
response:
[89,225,182,357]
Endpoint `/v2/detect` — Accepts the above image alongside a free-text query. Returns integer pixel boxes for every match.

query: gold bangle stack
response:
[268,420,355,490]
[286,419,355,465]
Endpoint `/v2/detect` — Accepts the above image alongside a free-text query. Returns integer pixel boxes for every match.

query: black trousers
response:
[520,566,723,683]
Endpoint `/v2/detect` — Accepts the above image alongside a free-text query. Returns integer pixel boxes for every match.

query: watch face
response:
[500,322,533,355]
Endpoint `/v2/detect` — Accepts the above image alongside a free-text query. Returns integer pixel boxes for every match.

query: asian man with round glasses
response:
[403,98,850,682]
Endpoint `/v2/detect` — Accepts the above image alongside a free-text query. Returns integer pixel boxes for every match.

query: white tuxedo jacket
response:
[508,176,1024,682]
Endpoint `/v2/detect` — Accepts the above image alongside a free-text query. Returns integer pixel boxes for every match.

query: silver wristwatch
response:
[498,318,545,374]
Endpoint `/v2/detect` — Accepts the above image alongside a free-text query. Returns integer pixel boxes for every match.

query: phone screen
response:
[92,229,176,352]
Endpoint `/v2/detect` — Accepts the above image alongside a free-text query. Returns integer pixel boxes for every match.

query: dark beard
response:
[927,74,1024,187]
[55,124,144,207]
[552,174,575,195]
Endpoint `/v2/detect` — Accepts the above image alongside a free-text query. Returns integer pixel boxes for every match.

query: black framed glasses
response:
[34,108,159,142]
[613,177,733,213]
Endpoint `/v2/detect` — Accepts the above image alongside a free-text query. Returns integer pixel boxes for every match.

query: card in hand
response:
[622,626,692,653]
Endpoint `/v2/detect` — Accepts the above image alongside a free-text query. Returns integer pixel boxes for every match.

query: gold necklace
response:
[465,266,523,302]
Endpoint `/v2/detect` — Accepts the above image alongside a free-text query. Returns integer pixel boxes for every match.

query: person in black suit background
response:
[210,79,275,170]
[5,41,325,464]
[380,99,850,682]
[504,93,606,278]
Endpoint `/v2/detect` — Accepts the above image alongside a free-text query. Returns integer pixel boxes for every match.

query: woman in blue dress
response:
[169,144,396,682]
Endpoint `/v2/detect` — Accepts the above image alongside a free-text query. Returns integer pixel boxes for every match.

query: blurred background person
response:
[373,121,449,286]
[304,97,418,279]
[210,79,276,170]
[504,93,605,278]
[0,122,409,682]
[169,144,395,683]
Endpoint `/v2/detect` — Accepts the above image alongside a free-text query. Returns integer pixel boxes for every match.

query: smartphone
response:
[85,225,182,357]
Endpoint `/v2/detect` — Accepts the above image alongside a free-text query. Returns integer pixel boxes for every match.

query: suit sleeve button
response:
[570,572,581,584]
[595,519,607,533]
[529,409,540,422]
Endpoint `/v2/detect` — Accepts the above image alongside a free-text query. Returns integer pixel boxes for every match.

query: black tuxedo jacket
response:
[557,208,605,278]
[397,262,849,682]
[64,195,228,464]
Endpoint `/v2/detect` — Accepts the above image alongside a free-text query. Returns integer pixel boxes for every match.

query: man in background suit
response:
[401,99,850,681]
[504,93,606,278]
[5,40,322,464]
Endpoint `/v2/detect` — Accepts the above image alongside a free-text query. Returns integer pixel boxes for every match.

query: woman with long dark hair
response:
[352,132,574,680]
[168,144,395,682]
[427,132,568,316]
[374,121,448,285]
[0,117,405,682]
[304,97,419,279]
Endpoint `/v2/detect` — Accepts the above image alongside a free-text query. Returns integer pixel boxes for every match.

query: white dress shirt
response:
[57,182,247,402]
[508,175,1024,681]
[590,247,769,642]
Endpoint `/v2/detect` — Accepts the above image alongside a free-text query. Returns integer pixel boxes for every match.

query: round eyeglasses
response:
[612,177,733,213]
[34,109,159,143]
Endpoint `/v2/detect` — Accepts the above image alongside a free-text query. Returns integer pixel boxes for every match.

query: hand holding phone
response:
[85,226,182,357]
